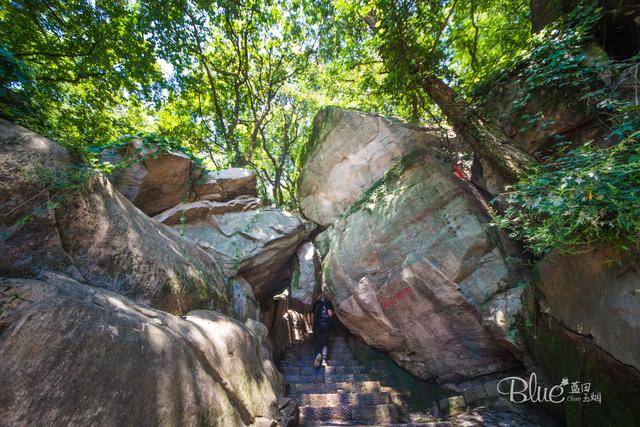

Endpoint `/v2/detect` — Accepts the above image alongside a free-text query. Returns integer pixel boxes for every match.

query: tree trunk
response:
[421,75,536,194]
[364,9,536,195]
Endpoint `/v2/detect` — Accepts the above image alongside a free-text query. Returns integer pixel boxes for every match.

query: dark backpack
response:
[314,300,333,327]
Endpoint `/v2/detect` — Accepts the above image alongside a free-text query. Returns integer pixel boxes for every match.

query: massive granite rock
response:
[0,274,282,426]
[0,119,232,316]
[174,208,314,302]
[297,107,447,226]
[100,139,201,216]
[0,119,81,280]
[524,244,640,425]
[322,149,523,383]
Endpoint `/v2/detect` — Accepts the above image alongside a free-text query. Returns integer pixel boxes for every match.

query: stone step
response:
[284,373,372,384]
[326,373,372,383]
[296,391,391,407]
[280,360,361,369]
[278,360,360,369]
[285,347,351,357]
[288,381,385,396]
[283,373,325,383]
[299,403,403,425]
[281,354,358,364]
[280,365,366,376]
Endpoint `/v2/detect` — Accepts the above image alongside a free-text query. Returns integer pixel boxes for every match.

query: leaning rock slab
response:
[298,107,447,226]
[175,208,314,302]
[194,168,257,201]
[101,139,201,216]
[323,149,522,383]
[153,196,260,225]
[0,120,232,316]
[0,275,281,426]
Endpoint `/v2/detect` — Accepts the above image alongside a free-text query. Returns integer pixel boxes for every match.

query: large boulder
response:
[0,274,281,426]
[101,139,201,216]
[297,107,447,226]
[322,149,523,384]
[0,119,232,316]
[174,208,314,302]
[523,244,640,425]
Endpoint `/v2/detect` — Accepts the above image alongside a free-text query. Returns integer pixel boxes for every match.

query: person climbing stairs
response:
[279,334,410,425]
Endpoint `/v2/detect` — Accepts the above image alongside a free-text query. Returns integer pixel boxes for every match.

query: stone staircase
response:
[279,334,410,426]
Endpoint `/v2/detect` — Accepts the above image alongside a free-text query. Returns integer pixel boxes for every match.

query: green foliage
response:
[496,131,640,254]
[0,0,161,152]
[472,1,604,103]
[489,3,640,254]
[291,269,301,290]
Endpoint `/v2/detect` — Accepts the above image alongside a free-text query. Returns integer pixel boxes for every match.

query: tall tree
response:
[0,0,161,149]
[337,0,537,194]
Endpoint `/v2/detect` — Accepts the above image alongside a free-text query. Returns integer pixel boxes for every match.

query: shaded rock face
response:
[290,242,321,313]
[473,75,595,156]
[0,119,81,280]
[0,120,232,316]
[523,245,640,425]
[101,140,200,216]
[0,275,281,426]
[260,289,313,360]
[537,245,640,372]
[298,107,447,226]
[175,208,314,302]
[322,150,522,383]
[232,276,261,323]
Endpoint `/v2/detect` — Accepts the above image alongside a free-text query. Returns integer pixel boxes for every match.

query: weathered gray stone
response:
[298,107,448,226]
[290,242,321,313]
[323,149,522,383]
[0,274,281,426]
[232,276,261,323]
[175,208,314,302]
[482,286,527,359]
[314,227,333,261]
